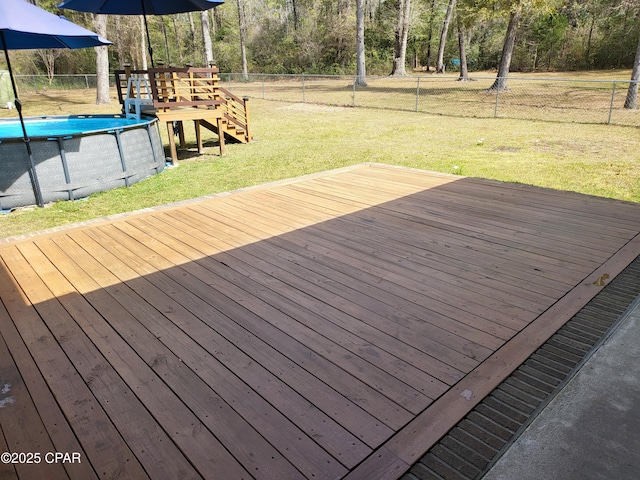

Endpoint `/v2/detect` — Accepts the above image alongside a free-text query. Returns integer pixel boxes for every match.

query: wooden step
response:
[200,119,249,144]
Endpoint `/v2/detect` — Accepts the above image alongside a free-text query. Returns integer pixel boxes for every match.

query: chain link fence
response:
[12,73,639,127]
[220,73,640,127]
[14,74,115,90]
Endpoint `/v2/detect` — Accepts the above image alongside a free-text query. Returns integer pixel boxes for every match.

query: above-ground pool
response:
[0,114,165,210]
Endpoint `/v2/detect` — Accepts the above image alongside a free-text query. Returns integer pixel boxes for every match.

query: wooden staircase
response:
[114,66,252,162]
[199,87,252,144]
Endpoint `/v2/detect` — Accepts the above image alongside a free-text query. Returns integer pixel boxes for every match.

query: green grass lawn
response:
[1,86,639,239]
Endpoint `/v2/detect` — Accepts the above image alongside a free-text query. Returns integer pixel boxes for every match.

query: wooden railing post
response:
[243,97,251,142]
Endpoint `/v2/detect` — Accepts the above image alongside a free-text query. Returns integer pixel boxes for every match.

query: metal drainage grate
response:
[402,255,640,480]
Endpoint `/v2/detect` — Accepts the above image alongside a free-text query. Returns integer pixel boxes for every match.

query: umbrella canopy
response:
[0,0,111,50]
[57,0,223,16]
[0,0,112,208]
[58,0,223,67]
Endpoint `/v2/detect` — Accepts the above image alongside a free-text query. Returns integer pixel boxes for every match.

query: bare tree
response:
[424,0,437,71]
[172,16,184,64]
[93,14,110,105]
[140,16,148,70]
[291,0,300,31]
[188,12,197,50]
[237,0,249,80]
[391,0,411,76]
[201,10,214,66]
[114,16,126,69]
[436,0,456,73]
[212,8,223,34]
[355,0,367,86]
[624,34,640,109]
[488,4,521,92]
[159,17,171,65]
[35,49,63,85]
[457,21,470,81]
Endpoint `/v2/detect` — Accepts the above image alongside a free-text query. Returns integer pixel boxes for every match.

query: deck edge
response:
[346,232,640,480]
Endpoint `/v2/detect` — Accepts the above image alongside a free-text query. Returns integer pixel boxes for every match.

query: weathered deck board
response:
[0,316,69,480]
[1,163,639,480]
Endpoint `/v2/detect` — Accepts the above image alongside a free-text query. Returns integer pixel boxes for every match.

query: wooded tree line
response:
[5,0,639,104]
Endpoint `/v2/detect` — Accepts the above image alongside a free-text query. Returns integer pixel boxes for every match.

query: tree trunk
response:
[489,5,521,92]
[624,34,640,109]
[585,16,595,68]
[237,0,249,81]
[115,16,126,69]
[390,0,411,76]
[355,0,367,86]
[212,8,223,34]
[201,11,214,66]
[425,0,436,71]
[93,14,110,105]
[457,22,469,81]
[140,16,148,70]
[188,13,197,49]
[172,17,184,64]
[160,17,171,65]
[291,0,299,31]
[436,0,456,73]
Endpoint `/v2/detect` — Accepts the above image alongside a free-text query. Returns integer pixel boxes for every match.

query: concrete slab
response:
[482,296,640,480]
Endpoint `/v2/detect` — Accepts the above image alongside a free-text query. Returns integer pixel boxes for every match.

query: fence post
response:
[352,79,356,107]
[262,75,265,99]
[85,75,89,89]
[608,81,617,125]
[301,74,305,103]
[494,84,500,118]
[415,77,421,112]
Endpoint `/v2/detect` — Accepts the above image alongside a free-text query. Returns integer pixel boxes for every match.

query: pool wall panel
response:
[0,142,36,208]
[0,116,165,210]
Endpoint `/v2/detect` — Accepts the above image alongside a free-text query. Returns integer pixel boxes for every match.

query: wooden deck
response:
[1,163,639,480]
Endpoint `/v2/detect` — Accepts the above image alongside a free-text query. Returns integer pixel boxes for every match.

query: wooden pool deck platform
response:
[1,163,639,480]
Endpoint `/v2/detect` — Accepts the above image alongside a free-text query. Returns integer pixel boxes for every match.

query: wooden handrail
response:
[219,86,244,105]
[148,67,222,110]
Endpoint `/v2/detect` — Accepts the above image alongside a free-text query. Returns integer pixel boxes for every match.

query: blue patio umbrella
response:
[0,0,111,207]
[58,0,224,67]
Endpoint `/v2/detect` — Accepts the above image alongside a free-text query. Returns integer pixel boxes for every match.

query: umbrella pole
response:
[141,0,154,68]
[1,36,44,208]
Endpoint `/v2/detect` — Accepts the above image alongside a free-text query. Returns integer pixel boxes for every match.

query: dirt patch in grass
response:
[276,103,346,113]
[493,146,522,153]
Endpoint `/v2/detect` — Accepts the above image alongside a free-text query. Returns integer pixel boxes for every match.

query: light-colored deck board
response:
[0,292,98,480]
[1,163,639,480]
[0,321,69,480]
[32,236,291,480]
[66,227,367,470]
[89,222,400,445]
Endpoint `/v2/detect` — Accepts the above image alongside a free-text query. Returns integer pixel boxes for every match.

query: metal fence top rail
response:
[223,73,635,84]
[14,73,637,84]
